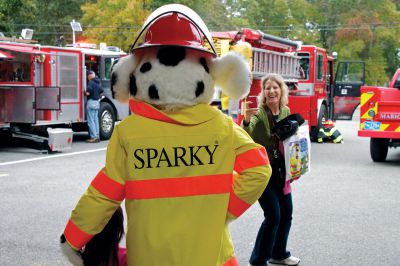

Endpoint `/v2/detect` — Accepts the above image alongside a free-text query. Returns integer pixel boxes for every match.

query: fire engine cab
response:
[0,39,127,151]
[210,28,365,139]
[358,68,400,161]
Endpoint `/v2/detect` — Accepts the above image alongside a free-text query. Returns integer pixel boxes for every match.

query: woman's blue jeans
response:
[249,182,293,265]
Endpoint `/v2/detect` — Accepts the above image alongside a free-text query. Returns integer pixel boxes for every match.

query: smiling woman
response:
[259,74,289,115]
[264,79,282,114]
[242,73,300,266]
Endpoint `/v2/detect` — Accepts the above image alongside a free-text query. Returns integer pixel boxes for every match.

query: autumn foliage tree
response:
[1,0,400,85]
[80,0,150,52]
[330,0,400,85]
[80,0,232,52]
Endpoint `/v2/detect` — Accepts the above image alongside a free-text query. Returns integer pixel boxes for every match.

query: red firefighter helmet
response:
[131,4,217,57]
[322,118,335,128]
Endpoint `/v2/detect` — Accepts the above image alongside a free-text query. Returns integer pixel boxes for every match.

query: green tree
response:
[0,0,37,37]
[81,0,149,52]
[243,0,291,36]
[33,0,86,45]
[285,0,322,45]
[0,0,85,45]
[232,0,321,44]
[148,0,235,31]
[3,0,399,87]
[80,0,238,50]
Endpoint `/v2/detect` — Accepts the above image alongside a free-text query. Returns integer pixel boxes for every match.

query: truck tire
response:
[311,104,327,141]
[370,138,388,162]
[98,102,115,140]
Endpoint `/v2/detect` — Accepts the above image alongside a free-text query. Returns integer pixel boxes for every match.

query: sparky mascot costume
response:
[61,4,271,266]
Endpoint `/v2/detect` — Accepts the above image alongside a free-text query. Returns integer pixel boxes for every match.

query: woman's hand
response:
[243,101,258,124]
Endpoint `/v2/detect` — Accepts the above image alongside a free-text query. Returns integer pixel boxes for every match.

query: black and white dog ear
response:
[111,54,140,103]
[209,52,251,100]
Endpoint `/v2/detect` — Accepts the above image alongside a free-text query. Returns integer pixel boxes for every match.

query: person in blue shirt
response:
[85,70,103,143]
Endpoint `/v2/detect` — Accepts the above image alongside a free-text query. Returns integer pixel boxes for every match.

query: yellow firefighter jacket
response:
[64,99,271,266]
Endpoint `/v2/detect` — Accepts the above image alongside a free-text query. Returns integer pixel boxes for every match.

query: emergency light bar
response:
[74,42,97,49]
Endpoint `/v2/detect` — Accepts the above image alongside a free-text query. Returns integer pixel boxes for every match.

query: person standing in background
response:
[85,70,103,143]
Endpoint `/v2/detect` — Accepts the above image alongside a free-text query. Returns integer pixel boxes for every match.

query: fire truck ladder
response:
[252,48,301,82]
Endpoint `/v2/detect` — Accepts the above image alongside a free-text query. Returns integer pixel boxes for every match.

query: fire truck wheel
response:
[311,104,327,141]
[98,102,115,140]
[370,138,388,162]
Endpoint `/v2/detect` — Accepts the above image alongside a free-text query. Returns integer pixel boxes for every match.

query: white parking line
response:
[0,148,107,166]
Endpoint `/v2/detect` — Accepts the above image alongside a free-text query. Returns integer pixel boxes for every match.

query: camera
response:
[273,114,305,141]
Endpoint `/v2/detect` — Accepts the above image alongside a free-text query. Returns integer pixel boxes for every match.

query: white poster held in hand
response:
[283,124,311,181]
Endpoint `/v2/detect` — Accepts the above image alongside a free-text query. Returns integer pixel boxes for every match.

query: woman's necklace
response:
[270,107,280,116]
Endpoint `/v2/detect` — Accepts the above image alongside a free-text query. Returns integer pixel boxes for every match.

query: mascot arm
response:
[62,126,126,251]
[227,124,271,222]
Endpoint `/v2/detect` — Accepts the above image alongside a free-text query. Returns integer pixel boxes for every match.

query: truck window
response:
[104,57,118,80]
[85,55,100,77]
[317,53,323,80]
[394,74,400,89]
[336,62,364,83]
[0,52,31,83]
[59,54,79,100]
[298,53,310,80]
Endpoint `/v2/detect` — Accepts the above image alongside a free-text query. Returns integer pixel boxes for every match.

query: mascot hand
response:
[60,234,83,266]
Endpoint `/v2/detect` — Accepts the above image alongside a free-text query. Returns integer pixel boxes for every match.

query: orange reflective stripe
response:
[126,174,232,199]
[223,256,239,266]
[64,219,93,250]
[228,189,251,217]
[234,147,269,173]
[91,170,125,201]
[129,98,182,124]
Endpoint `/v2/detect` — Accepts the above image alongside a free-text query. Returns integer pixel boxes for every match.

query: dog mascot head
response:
[110,4,251,111]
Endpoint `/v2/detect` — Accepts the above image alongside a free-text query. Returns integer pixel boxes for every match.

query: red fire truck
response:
[358,68,400,161]
[211,28,365,138]
[0,39,127,151]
